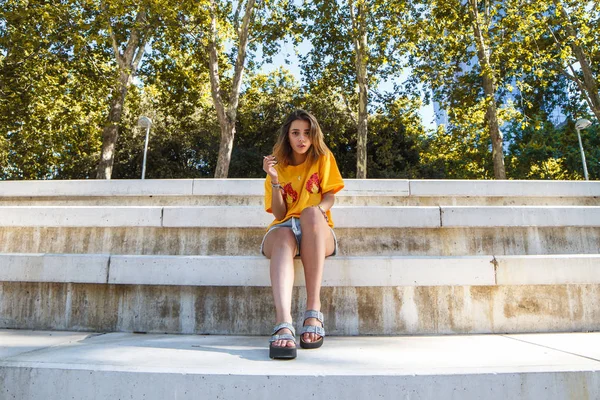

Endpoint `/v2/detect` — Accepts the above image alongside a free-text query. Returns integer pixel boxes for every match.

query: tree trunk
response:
[209,0,255,178]
[96,9,148,179]
[96,71,130,179]
[469,0,506,179]
[554,0,600,122]
[214,120,236,177]
[349,0,368,179]
[356,80,368,179]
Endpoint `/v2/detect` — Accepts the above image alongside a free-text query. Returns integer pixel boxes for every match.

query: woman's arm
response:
[318,191,335,211]
[270,185,287,220]
[263,155,287,220]
[318,191,335,212]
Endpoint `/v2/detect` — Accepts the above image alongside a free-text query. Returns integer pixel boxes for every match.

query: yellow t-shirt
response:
[264,151,344,230]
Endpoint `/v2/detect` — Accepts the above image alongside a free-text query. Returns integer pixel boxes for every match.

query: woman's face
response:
[288,119,312,156]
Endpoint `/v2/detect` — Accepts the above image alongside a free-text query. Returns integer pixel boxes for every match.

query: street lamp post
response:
[137,116,152,180]
[574,118,591,181]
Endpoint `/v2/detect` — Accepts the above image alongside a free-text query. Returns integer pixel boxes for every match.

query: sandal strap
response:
[300,325,325,337]
[303,310,324,324]
[301,310,325,337]
[269,333,296,343]
[272,322,295,336]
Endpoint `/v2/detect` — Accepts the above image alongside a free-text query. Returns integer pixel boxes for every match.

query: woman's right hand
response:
[263,155,279,181]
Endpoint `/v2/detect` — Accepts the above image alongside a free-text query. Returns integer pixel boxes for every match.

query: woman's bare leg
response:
[299,207,335,343]
[263,227,297,348]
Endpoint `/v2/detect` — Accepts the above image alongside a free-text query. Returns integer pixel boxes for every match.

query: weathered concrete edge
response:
[496,254,600,285]
[2,179,599,198]
[410,180,600,197]
[0,254,109,283]
[107,255,495,286]
[3,253,600,287]
[2,205,600,228]
[0,179,195,197]
[0,179,411,198]
[441,206,600,227]
[188,179,410,197]
[0,206,442,228]
[0,254,495,287]
[161,206,443,228]
[0,207,164,227]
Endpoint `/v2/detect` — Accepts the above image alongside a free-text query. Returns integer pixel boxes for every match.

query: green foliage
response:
[300,0,405,94]
[111,84,221,179]
[0,0,111,179]
[1,0,599,181]
[366,96,424,178]
[230,69,300,178]
[506,119,599,180]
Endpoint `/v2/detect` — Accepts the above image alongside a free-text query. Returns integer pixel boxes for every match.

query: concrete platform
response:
[0,329,599,399]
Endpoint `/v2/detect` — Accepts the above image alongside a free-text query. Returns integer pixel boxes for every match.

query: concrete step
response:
[1,253,599,335]
[1,329,599,399]
[2,178,599,197]
[1,205,599,228]
[5,195,598,207]
[1,205,597,257]
[1,226,598,256]
[2,253,599,287]
[2,179,599,207]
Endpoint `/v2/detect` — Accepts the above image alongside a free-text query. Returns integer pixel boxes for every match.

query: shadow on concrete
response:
[118,334,272,362]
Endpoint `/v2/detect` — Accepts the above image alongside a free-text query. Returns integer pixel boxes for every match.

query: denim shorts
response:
[260,217,338,257]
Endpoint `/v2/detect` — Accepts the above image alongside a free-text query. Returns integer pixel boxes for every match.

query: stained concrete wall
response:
[0,226,598,256]
[1,282,599,335]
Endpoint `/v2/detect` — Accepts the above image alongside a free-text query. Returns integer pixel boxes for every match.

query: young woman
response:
[261,109,344,360]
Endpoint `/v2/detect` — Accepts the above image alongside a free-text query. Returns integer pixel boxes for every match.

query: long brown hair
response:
[272,109,329,167]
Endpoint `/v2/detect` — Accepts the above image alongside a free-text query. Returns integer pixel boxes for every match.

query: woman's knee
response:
[300,207,322,226]
[263,228,297,258]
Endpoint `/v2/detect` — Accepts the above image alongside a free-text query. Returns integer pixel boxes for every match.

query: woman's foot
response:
[299,310,325,349]
[269,322,297,359]
[301,317,323,343]
[272,326,296,348]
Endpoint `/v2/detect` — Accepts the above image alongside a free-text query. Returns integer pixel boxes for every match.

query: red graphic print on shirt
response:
[306,173,321,194]
[283,183,298,204]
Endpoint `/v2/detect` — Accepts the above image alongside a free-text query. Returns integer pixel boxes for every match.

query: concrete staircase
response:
[1,179,599,399]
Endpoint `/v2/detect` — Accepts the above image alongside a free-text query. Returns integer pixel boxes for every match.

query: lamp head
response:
[575,118,592,130]
[137,116,152,128]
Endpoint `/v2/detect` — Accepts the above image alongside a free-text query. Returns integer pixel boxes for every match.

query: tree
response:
[348,0,369,179]
[407,0,548,179]
[467,0,506,179]
[367,95,428,178]
[207,0,255,178]
[538,1,600,122]
[0,0,111,179]
[206,0,296,178]
[230,68,300,177]
[96,2,155,179]
[300,0,406,178]
[110,0,218,179]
